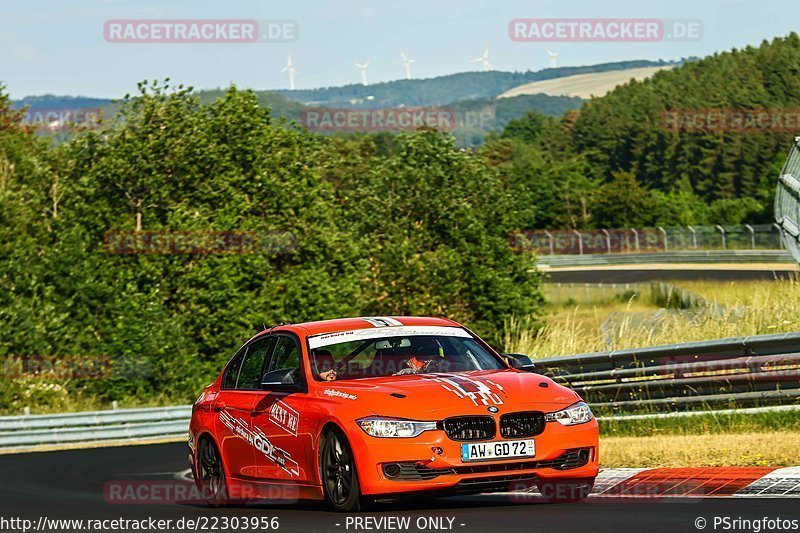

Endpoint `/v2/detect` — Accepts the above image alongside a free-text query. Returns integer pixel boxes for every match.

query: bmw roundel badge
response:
[487,406,499,413]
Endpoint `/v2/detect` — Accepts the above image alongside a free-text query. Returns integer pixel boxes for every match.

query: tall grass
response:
[506,276,800,358]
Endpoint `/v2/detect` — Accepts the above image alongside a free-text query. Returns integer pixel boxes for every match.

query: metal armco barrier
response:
[4,332,800,448]
[513,224,784,255]
[537,250,794,268]
[536,331,800,411]
[0,406,191,448]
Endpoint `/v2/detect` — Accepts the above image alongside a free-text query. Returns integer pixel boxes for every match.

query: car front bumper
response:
[348,418,599,496]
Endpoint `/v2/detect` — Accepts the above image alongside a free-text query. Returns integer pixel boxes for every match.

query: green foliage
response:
[345,132,542,341]
[0,82,544,412]
[591,172,653,228]
[708,197,764,225]
[501,111,548,144]
[484,34,800,229]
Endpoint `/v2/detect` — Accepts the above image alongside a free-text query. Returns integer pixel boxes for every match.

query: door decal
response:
[219,410,300,477]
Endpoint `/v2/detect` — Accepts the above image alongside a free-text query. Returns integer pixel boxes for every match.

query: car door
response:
[251,333,310,483]
[214,336,276,480]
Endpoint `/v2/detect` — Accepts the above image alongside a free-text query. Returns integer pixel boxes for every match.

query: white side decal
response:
[219,410,300,477]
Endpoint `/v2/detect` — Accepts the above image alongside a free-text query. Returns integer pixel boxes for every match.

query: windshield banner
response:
[308,326,472,349]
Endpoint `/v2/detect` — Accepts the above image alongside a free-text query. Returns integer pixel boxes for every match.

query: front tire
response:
[320,429,363,512]
[537,478,595,503]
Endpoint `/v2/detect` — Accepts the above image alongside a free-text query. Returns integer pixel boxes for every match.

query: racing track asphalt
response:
[0,442,797,533]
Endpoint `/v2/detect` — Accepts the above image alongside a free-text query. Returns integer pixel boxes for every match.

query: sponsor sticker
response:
[268,400,300,436]
[308,326,472,349]
[219,411,300,477]
[323,389,357,400]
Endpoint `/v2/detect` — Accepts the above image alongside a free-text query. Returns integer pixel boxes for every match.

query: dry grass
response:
[601,431,800,468]
[677,279,786,307]
[498,66,673,99]
[507,277,800,358]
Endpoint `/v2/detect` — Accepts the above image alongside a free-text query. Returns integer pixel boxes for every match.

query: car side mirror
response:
[503,353,537,373]
[261,368,301,391]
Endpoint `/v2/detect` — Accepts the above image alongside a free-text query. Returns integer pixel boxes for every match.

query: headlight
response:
[357,417,437,438]
[544,402,593,426]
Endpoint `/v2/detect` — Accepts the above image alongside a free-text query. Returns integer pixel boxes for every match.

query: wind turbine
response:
[470,47,492,71]
[399,49,416,80]
[546,49,558,69]
[282,53,297,90]
[354,61,370,85]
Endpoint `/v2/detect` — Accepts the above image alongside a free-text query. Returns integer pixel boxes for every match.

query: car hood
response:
[316,369,580,418]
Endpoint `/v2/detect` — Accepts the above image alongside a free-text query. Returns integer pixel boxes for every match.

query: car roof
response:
[248,316,463,343]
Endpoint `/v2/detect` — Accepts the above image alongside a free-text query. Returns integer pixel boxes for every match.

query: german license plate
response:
[460,439,535,462]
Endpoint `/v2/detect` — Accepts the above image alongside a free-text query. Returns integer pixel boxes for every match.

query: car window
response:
[261,335,303,386]
[309,331,503,380]
[222,346,247,389]
[236,337,276,390]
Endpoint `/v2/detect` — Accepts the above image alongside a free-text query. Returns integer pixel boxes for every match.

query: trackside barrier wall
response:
[536,331,800,411]
[3,332,800,447]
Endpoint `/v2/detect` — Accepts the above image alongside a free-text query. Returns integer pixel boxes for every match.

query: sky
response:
[2,0,799,99]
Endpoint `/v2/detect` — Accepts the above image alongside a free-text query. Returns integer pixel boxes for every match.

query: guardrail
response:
[0,406,190,448]
[513,224,784,255]
[3,332,800,448]
[536,331,800,411]
[537,250,794,268]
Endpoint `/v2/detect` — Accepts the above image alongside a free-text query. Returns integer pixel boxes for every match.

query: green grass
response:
[598,409,800,438]
[507,276,800,358]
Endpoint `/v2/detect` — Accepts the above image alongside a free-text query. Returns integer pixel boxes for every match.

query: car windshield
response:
[308,327,503,381]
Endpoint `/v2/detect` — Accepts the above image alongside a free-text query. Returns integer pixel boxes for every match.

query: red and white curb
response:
[503,467,800,498]
[591,467,800,498]
[174,467,800,499]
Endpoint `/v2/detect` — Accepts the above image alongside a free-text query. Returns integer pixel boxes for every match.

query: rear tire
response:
[537,478,594,503]
[197,437,230,507]
[320,429,363,512]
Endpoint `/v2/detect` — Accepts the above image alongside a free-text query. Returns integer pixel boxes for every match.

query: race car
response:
[189,316,599,511]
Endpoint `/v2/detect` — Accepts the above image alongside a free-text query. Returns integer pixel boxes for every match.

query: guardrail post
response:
[774,223,785,249]
[716,225,727,249]
[572,229,583,255]
[658,226,668,251]
[544,230,554,255]
[630,228,640,252]
[601,229,611,253]
[744,224,755,249]
[687,225,697,248]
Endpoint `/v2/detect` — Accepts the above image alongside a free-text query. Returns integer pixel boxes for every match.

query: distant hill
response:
[10,59,663,146]
[499,65,675,99]
[11,94,110,110]
[552,33,800,217]
[274,60,672,108]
